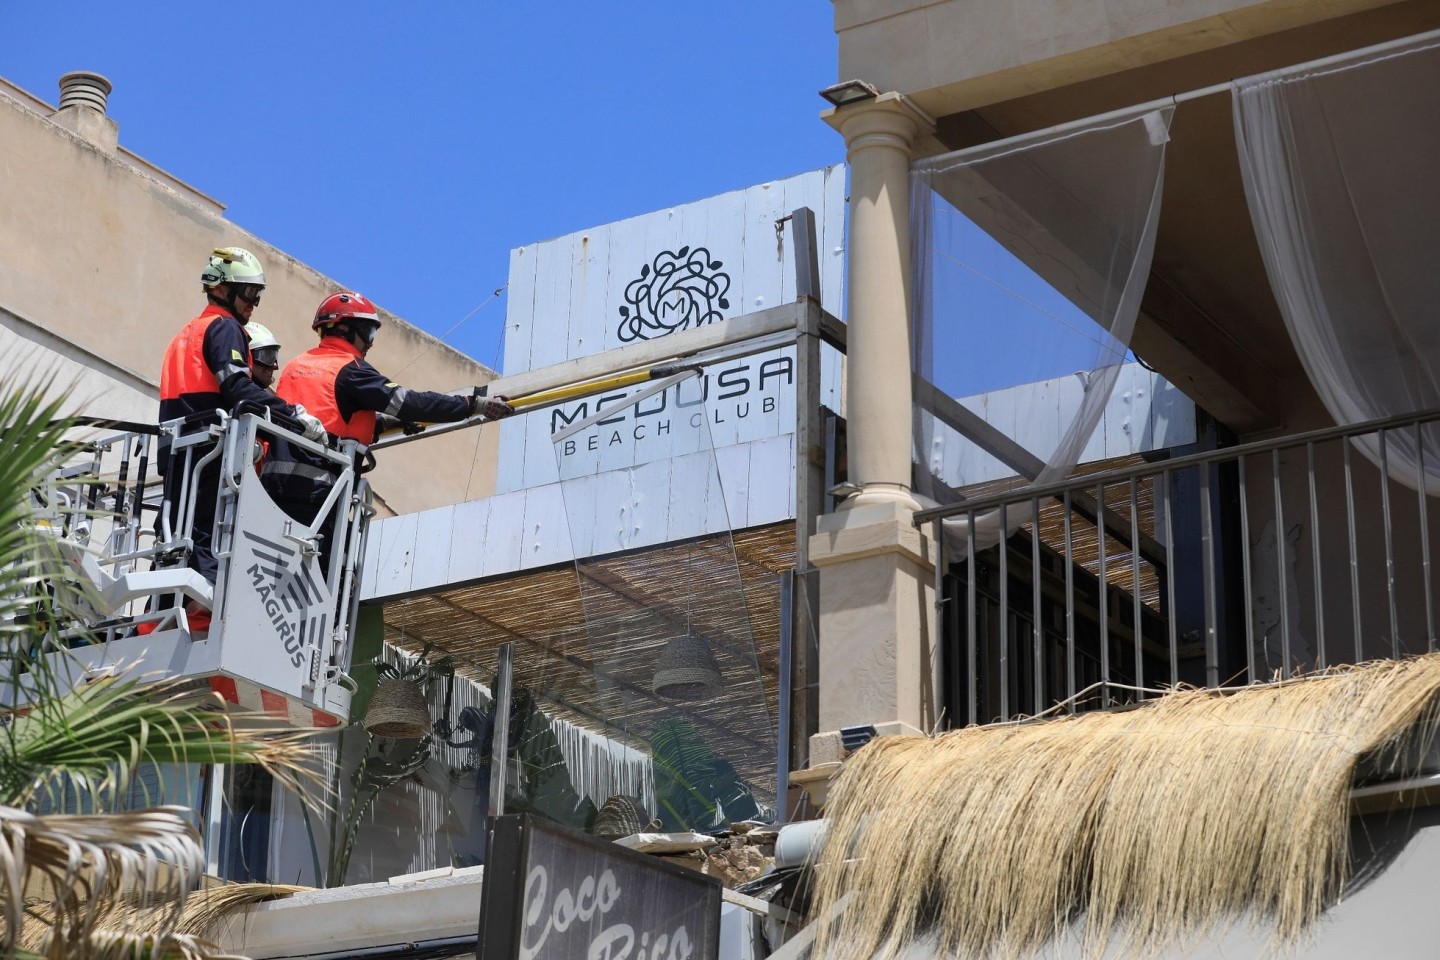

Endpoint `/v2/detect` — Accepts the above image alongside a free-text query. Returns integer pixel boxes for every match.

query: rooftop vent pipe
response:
[58,71,112,114]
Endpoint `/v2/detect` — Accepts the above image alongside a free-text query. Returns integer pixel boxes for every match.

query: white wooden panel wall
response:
[366,168,844,602]
[919,363,1197,493]
[363,434,796,601]
[497,166,845,495]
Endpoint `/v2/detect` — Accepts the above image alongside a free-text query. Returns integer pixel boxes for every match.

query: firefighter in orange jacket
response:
[157,250,325,614]
[262,291,513,565]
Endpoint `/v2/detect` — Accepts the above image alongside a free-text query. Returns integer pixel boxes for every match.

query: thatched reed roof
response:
[809,654,1440,960]
[381,522,794,798]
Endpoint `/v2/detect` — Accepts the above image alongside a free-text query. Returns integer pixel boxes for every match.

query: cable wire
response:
[392,285,507,377]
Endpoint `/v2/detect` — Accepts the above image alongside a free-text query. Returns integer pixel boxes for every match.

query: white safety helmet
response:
[245,322,281,369]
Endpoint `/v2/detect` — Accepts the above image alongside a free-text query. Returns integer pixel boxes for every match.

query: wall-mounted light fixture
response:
[840,724,879,752]
[819,79,881,108]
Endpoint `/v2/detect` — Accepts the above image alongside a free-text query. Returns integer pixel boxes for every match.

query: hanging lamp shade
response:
[651,633,724,701]
[363,678,433,738]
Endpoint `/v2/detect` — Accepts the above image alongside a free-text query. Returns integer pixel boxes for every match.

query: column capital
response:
[822,92,934,153]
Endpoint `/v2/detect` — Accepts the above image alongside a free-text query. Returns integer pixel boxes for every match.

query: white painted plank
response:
[740,180,788,316]
[529,236,576,372]
[699,189,747,330]
[713,443,752,530]
[568,227,611,362]
[409,505,457,594]
[745,435,796,527]
[521,400,563,490]
[495,416,528,495]
[520,486,572,571]
[555,474,598,559]
[600,212,651,356]
[446,498,492,587]
[625,458,673,554]
[820,165,847,318]
[589,467,649,558]
[359,517,383,600]
[479,490,527,578]
[371,512,419,599]
[502,244,538,377]
[667,450,716,544]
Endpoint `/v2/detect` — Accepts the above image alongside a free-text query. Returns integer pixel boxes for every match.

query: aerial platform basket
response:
[7,409,374,728]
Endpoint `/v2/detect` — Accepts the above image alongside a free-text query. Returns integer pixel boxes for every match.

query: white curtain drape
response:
[910,108,1173,547]
[1233,30,1440,494]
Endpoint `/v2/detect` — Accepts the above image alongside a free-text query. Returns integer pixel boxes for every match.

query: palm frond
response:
[0,804,203,957]
[0,379,83,635]
[18,882,306,958]
[34,928,247,960]
[4,675,325,811]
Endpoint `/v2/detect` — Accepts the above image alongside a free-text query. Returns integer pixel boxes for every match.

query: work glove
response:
[292,404,327,443]
[401,421,426,436]
[471,391,514,421]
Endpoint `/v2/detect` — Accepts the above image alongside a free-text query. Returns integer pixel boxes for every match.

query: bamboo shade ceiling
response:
[380,521,795,771]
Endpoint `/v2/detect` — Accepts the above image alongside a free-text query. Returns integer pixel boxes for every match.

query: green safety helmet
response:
[201,246,266,289]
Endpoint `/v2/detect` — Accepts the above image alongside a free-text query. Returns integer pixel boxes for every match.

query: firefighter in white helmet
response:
[244,321,282,390]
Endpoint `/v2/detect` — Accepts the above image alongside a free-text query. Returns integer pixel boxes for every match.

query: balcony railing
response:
[914,408,1440,726]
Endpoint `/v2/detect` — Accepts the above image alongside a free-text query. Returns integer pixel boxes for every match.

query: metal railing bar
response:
[1345,442,1363,664]
[1163,470,1178,686]
[999,502,1010,722]
[933,519,946,728]
[913,406,1440,525]
[1064,490,1077,713]
[967,518,978,727]
[1032,497,1044,715]
[1130,478,1143,699]
[1308,441,1325,669]
[1274,449,1290,679]
[1096,481,1110,708]
[1418,425,1435,653]
[1239,456,1256,681]
[1200,464,1219,688]
[1380,428,1399,658]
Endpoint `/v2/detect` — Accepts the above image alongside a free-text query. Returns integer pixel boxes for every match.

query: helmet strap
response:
[207,284,243,316]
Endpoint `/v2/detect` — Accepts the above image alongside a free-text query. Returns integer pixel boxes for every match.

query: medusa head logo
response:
[617,246,732,342]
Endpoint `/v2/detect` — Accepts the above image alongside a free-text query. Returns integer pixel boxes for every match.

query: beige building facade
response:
[0,72,502,517]
[812,0,1440,759]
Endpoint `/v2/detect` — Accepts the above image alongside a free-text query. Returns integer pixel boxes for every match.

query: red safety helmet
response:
[313,291,381,332]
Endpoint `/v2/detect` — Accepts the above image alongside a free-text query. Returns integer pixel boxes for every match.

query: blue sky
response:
[1,1,841,367]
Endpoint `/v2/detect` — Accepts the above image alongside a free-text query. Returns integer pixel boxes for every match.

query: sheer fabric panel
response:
[910,109,1172,546]
[1233,31,1440,493]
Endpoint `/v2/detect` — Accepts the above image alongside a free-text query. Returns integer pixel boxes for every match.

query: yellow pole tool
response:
[507,363,692,411]
[372,363,699,446]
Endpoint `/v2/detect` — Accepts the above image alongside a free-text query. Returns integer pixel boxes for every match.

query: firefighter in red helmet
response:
[263,291,512,548]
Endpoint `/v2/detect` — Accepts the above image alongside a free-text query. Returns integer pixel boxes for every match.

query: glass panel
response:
[535,372,777,831]
[910,109,1174,541]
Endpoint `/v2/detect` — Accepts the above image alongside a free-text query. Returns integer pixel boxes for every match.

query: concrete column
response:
[828,92,929,509]
[804,93,939,770]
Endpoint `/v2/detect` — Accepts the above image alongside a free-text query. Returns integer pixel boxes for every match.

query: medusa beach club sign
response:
[551,245,791,458]
[617,246,730,342]
[497,165,843,497]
